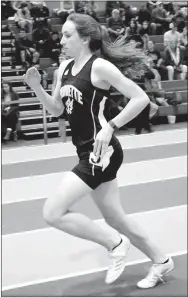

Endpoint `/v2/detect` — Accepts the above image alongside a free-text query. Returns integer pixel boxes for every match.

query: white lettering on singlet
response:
[60,85,83,105]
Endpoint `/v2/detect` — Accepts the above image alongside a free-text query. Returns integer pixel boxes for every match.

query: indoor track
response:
[2,128,187,296]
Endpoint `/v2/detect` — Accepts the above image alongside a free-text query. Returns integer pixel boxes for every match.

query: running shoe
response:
[105,236,130,284]
[137,257,174,289]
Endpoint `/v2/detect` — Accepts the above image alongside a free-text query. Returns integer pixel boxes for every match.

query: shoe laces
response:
[145,265,165,284]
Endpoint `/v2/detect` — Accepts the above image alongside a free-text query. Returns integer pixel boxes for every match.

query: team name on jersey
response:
[60,85,83,105]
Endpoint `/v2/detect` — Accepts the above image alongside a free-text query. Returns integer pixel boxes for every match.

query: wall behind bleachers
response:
[45,1,61,11]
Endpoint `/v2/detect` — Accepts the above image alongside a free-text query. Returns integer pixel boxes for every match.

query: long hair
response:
[67,13,148,79]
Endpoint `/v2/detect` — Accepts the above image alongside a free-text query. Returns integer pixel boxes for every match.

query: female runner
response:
[24,13,174,289]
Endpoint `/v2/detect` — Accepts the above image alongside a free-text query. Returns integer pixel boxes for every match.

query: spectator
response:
[74,1,87,14]
[164,22,181,48]
[180,27,188,65]
[14,2,33,33]
[1,82,19,142]
[180,26,188,47]
[138,21,151,49]
[85,1,99,22]
[134,69,153,135]
[137,4,152,24]
[138,5,158,35]
[30,1,51,29]
[146,40,168,81]
[32,21,51,57]
[46,32,61,66]
[164,40,187,80]
[12,1,32,11]
[125,19,139,38]
[107,9,125,42]
[15,29,40,69]
[105,1,124,18]
[151,1,172,34]
[173,6,186,32]
[123,4,135,26]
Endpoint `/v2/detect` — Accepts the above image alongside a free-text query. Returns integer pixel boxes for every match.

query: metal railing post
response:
[42,104,48,145]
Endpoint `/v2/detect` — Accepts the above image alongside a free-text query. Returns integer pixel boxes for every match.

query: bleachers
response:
[1,24,60,140]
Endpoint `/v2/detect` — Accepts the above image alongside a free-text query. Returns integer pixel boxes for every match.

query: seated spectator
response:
[180,27,188,65]
[125,19,139,38]
[173,6,186,32]
[46,32,61,66]
[134,71,154,135]
[106,1,124,18]
[137,4,152,24]
[180,26,188,47]
[30,1,51,29]
[164,22,181,48]
[107,9,125,42]
[32,21,51,57]
[151,1,173,34]
[14,2,33,33]
[15,29,40,69]
[123,4,135,26]
[163,40,187,80]
[146,40,168,81]
[138,21,151,49]
[1,82,19,142]
[12,1,32,11]
[75,1,87,14]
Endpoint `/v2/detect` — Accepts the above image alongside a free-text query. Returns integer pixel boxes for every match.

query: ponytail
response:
[100,27,148,79]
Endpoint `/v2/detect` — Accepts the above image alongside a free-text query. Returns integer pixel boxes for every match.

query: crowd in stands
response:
[1,1,188,142]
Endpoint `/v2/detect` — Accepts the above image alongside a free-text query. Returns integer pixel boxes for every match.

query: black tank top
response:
[60,54,112,153]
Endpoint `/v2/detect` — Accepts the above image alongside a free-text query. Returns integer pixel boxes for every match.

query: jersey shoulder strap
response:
[61,59,74,79]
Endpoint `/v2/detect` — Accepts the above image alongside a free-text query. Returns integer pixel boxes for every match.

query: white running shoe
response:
[137,257,174,289]
[105,236,130,284]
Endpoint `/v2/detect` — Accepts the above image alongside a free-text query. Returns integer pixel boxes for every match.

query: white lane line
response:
[2,156,187,204]
[2,129,187,164]
[2,250,187,291]
[3,204,187,237]
[2,205,187,288]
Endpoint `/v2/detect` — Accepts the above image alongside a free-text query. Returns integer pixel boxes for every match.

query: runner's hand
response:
[93,123,114,159]
[23,67,41,90]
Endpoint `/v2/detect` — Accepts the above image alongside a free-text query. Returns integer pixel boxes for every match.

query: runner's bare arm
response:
[24,59,73,117]
[93,58,150,128]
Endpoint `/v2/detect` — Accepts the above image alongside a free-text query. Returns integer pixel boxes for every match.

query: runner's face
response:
[61,21,84,58]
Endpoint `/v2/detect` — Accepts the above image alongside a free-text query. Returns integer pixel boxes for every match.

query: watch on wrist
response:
[108,120,119,132]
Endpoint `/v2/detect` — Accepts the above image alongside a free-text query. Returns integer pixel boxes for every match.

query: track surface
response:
[2,128,187,296]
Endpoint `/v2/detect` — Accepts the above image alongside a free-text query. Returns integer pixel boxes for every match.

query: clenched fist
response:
[23,67,41,90]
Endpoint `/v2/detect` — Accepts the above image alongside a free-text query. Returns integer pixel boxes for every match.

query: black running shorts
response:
[72,136,124,189]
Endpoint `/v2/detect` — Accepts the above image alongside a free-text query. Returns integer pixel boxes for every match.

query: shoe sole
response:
[137,263,174,289]
[105,240,131,284]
